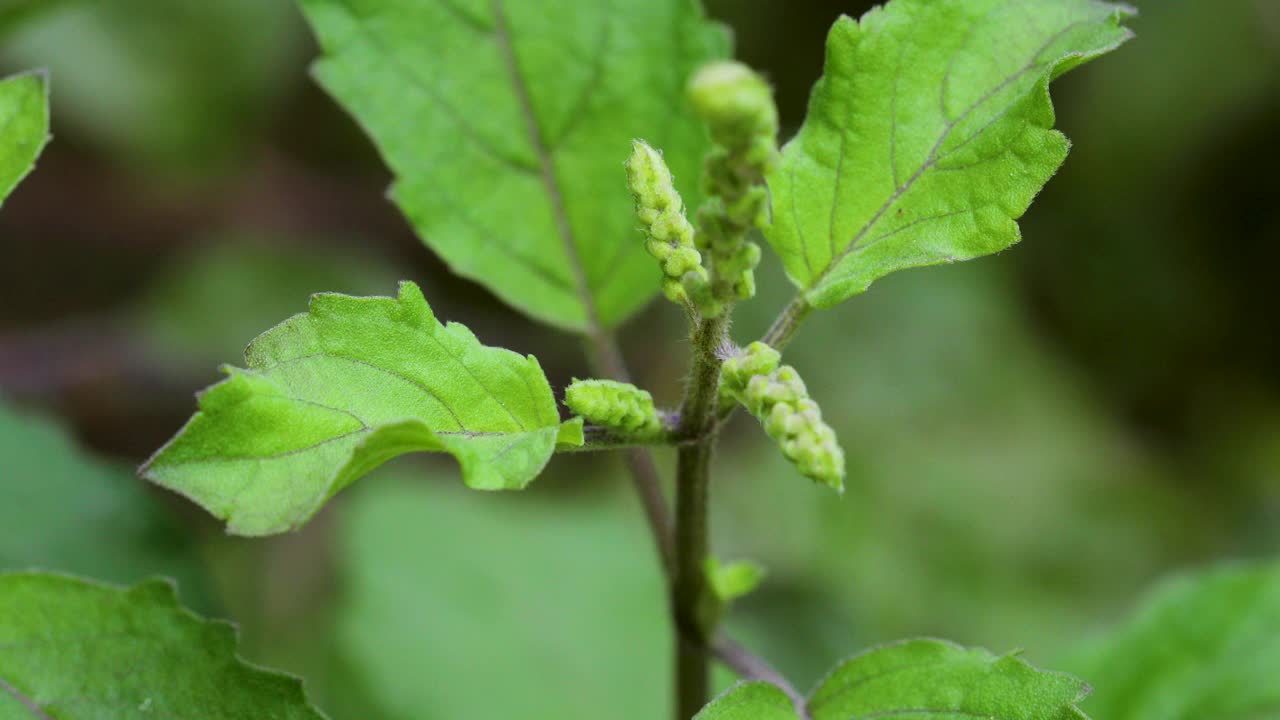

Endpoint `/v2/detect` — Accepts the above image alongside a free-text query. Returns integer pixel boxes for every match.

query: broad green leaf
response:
[693,639,1089,720]
[143,282,577,536]
[695,682,797,720]
[1064,561,1280,720]
[764,0,1133,308]
[0,400,205,601]
[0,71,47,204]
[807,639,1089,720]
[0,572,325,719]
[298,0,728,332]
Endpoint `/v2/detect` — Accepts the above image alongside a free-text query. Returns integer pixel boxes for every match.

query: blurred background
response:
[0,0,1276,717]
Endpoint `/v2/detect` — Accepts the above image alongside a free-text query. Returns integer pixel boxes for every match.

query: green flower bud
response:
[626,140,697,252]
[716,349,845,490]
[662,246,702,278]
[721,341,782,394]
[687,63,779,308]
[662,277,689,305]
[564,379,662,436]
[687,61,779,153]
[625,140,681,212]
[626,139,728,316]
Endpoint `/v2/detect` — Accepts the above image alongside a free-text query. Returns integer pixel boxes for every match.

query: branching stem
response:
[564,417,685,453]
[712,635,810,718]
[585,327,807,718]
[762,294,812,351]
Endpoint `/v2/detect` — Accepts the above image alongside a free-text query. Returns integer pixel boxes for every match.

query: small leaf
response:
[555,417,585,449]
[0,572,325,719]
[0,70,48,204]
[1064,561,1280,720]
[765,0,1133,308]
[144,282,574,536]
[299,0,728,332]
[808,638,1089,720]
[695,682,798,720]
[706,556,766,604]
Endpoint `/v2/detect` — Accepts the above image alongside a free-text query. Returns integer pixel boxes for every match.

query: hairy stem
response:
[673,313,729,718]
[585,327,805,717]
[762,294,812,351]
[564,419,684,453]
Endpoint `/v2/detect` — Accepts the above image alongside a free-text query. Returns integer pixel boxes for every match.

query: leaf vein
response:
[491,0,602,333]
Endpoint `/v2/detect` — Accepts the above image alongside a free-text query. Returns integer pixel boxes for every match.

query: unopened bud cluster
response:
[687,62,780,305]
[564,378,662,436]
[720,342,845,490]
[625,140,719,315]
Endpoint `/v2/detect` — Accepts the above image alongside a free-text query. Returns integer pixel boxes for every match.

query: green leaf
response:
[695,682,798,720]
[808,639,1089,720]
[0,572,326,719]
[555,416,585,448]
[693,639,1088,720]
[0,71,48,204]
[143,282,575,536]
[1064,561,1280,720]
[706,556,766,604]
[0,399,206,601]
[764,0,1133,308]
[298,0,728,332]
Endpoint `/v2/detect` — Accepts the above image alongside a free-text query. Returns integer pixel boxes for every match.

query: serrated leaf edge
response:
[0,571,330,719]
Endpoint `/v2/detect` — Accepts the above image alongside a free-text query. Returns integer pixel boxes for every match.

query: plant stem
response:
[585,327,807,717]
[565,420,685,453]
[673,313,729,718]
[762,294,812,351]
[711,635,809,718]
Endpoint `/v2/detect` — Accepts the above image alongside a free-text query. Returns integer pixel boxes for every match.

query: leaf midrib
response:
[491,0,604,334]
[0,675,51,720]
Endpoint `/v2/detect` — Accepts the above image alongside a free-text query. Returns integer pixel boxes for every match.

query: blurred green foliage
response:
[336,475,669,719]
[139,235,399,363]
[0,399,205,603]
[1063,561,1280,719]
[1,0,303,173]
[0,0,1276,717]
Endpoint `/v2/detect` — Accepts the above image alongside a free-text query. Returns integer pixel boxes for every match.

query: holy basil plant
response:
[17,2,1272,720]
